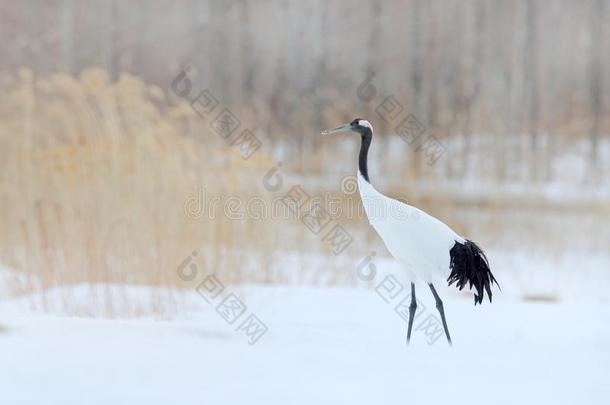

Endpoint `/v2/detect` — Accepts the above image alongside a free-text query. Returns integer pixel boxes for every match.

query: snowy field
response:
[1,283,609,405]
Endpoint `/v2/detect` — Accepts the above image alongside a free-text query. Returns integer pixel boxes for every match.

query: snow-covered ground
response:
[1,283,609,405]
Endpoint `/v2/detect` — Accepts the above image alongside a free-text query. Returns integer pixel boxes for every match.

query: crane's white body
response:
[323,118,497,343]
[358,173,465,283]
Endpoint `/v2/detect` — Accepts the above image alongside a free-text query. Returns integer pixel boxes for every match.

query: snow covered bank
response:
[1,285,609,405]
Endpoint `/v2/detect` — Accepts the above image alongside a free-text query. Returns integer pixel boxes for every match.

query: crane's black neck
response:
[358,129,372,183]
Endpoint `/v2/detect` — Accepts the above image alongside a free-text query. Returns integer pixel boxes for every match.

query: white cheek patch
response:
[358,120,373,130]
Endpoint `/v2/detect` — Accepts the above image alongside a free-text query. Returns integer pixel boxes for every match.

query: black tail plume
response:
[448,240,499,305]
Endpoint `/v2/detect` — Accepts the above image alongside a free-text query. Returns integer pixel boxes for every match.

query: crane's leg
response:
[429,284,452,346]
[406,283,417,344]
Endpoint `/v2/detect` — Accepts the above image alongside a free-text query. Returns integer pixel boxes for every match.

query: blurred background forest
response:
[0,0,609,314]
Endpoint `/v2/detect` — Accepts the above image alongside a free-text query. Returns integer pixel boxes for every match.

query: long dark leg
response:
[406,283,417,344]
[429,284,452,346]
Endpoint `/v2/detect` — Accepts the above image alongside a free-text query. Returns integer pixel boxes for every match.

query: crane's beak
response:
[321,123,352,135]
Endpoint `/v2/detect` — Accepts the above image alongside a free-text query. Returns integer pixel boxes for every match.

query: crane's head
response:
[321,118,373,137]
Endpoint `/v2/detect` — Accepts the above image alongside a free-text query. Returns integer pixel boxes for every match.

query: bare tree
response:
[589,0,604,171]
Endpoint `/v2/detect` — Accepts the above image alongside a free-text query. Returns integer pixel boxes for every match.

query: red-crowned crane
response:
[322,118,499,345]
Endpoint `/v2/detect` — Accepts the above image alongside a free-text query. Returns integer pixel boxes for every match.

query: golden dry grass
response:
[0,68,608,313]
[0,68,295,295]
